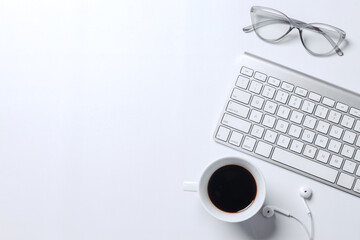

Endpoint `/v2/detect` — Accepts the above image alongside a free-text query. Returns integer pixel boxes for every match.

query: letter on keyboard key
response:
[222,114,251,133]
[255,141,273,158]
[271,148,338,183]
[337,173,354,189]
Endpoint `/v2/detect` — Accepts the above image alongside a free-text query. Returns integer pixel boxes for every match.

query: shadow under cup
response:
[199,157,266,223]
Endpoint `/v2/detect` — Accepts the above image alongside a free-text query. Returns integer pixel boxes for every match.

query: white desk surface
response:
[0,0,359,239]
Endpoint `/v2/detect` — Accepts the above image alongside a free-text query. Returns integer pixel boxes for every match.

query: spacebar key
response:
[271,148,338,183]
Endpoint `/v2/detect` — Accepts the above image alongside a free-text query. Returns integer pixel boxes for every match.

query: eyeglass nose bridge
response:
[288,18,307,30]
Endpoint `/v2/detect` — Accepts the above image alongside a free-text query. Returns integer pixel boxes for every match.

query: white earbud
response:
[299,186,312,199]
[262,205,291,218]
[299,186,312,215]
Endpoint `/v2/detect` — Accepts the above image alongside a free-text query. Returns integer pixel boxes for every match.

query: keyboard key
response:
[322,97,335,107]
[341,115,355,129]
[336,102,349,112]
[262,115,276,128]
[343,130,356,144]
[337,173,354,189]
[236,75,250,89]
[277,106,291,119]
[316,120,330,134]
[354,150,360,162]
[309,92,321,102]
[216,126,230,141]
[231,88,251,104]
[249,81,263,94]
[271,148,338,183]
[301,100,315,113]
[356,137,360,147]
[354,120,360,132]
[264,101,278,114]
[242,136,256,151]
[329,125,343,139]
[327,110,341,124]
[316,150,330,163]
[268,76,280,86]
[302,129,315,143]
[314,105,328,119]
[353,180,360,193]
[254,71,267,81]
[303,116,317,129]
[341,145,355,158]
[262,85,276,99]
[290,140,304,153]
[343,160,356,173]
[290,111,304,124]
[275,120,289,133]
[229,131,244,146]
[329,155,343,168]
[222,114,251,133]
[288,125,302,138]
[226,101,250,118]
[249,109,263,123]
[277,135,291,148]
[328,139,341,153]
[264,130,278,143]
[295,87,308,97]
[288,95,302,108]
[240,66,253,77]
[281,82,294,92]
[315,134,328,148]
[251,125,264,138]
[250,96,265,109]
[350,107,360,118]
[275,90,289,104]
[255,141,273,157]
[303,145,317,158]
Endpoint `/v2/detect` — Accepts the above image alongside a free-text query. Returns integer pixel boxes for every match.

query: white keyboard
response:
[214,52,360,197]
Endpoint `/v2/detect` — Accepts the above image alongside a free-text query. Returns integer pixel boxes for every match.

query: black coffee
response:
[207,165,257,213]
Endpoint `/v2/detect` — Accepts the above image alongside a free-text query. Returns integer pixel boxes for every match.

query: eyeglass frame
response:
[243,6,346,56]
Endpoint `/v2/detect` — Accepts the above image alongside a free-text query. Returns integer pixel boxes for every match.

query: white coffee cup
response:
[183,157,266,223]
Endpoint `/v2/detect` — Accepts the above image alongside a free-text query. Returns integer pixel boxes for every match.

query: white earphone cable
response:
[289,215,311,240]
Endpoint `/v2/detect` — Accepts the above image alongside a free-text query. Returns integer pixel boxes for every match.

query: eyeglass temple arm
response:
[243,19,344,56]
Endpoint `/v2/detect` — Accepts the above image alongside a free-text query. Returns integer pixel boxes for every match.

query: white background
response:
[0,0,359,239]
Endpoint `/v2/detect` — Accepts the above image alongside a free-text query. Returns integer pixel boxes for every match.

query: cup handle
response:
[183,181,199,192]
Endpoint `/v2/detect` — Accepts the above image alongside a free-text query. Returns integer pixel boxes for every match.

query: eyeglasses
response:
[243,6,346,56]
